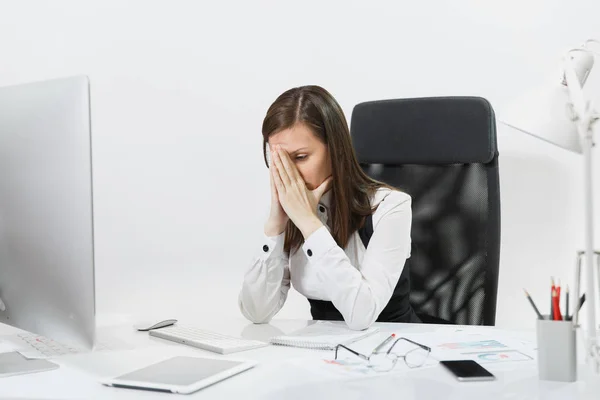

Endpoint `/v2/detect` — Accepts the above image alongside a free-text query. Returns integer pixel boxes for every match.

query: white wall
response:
[1,0,599,330]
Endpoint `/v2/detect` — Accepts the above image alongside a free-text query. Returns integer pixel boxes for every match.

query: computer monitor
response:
[0,76,96,349]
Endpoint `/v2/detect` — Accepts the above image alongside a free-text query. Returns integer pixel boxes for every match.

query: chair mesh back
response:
[351,97,500,325]
[362,163,496,325]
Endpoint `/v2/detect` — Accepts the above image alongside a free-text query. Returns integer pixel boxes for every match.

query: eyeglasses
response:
[334,337,431,372]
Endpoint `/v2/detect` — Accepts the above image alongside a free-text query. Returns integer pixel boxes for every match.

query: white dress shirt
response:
[238,187,412,330]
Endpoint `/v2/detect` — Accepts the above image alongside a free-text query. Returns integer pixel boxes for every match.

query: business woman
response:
[239,86,419,330]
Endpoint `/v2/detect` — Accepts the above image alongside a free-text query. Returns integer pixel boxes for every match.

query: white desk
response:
[0,317,597,399]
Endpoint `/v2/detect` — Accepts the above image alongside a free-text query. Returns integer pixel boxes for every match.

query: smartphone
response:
[440,360,495,382]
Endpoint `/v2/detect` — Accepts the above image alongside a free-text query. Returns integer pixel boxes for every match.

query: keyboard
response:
[5,333,119,359]
[149,325,269,354]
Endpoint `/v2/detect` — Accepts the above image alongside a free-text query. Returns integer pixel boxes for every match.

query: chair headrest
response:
[350,96,497,165]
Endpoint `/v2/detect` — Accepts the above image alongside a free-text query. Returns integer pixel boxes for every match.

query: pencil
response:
[524,289,544,320]
[578,293,586,312]
[372,333,396,354]
[550,277,556,320]
[565,285,570,321]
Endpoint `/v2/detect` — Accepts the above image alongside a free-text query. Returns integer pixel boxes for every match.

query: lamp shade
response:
[502,50,596,154]
[503,83,582,154]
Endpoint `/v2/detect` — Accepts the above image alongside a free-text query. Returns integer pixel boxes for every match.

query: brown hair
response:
[262,85,389,253]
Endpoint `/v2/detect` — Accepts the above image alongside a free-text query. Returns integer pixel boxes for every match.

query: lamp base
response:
[582,342,600,400]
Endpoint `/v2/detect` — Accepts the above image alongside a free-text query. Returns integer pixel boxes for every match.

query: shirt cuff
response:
[301,226,337,261]
[259,233,286,260]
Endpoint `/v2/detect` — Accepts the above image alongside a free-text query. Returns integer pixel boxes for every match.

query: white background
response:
[0,0,599,331]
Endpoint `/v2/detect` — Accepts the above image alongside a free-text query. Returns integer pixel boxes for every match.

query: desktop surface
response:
[0,317,595,399]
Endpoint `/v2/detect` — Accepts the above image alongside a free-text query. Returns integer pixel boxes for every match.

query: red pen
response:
[557,280,563,320]
[552,289,562,321]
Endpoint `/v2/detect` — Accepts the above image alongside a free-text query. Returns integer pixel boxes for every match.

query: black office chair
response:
[350,97,500,326]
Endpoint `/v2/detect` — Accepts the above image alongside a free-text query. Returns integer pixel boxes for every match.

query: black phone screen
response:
[440,360,495,381]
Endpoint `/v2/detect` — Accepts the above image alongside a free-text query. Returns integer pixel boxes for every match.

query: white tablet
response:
[100,356,257,394]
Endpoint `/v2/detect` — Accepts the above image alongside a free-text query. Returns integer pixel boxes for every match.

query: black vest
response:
[307,214,420,323]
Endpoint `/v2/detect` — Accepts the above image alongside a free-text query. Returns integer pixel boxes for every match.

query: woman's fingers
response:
[272,147,292,187]
[271,155,286,193]
[312,175,333,200]
[276,147,304,187]
[269,158,278,197]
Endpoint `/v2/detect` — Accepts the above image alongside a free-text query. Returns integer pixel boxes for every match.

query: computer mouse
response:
[134,319,178,332]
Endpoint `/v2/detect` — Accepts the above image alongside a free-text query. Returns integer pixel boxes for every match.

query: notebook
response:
[269,321,379,350]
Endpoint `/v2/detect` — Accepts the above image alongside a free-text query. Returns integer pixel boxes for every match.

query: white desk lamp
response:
[503,39,600,372]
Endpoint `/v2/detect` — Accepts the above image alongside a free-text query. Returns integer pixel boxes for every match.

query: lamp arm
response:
[564,43,600,371]
[571,49,600,57]
[563,55,589,119]
[583,38,600,52]
[592,110,600,126]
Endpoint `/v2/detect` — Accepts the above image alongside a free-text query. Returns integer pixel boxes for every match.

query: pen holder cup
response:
[536,318,577,382]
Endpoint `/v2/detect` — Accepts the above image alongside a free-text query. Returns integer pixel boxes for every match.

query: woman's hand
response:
[271,145,332,239]
[264,155,289,237]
